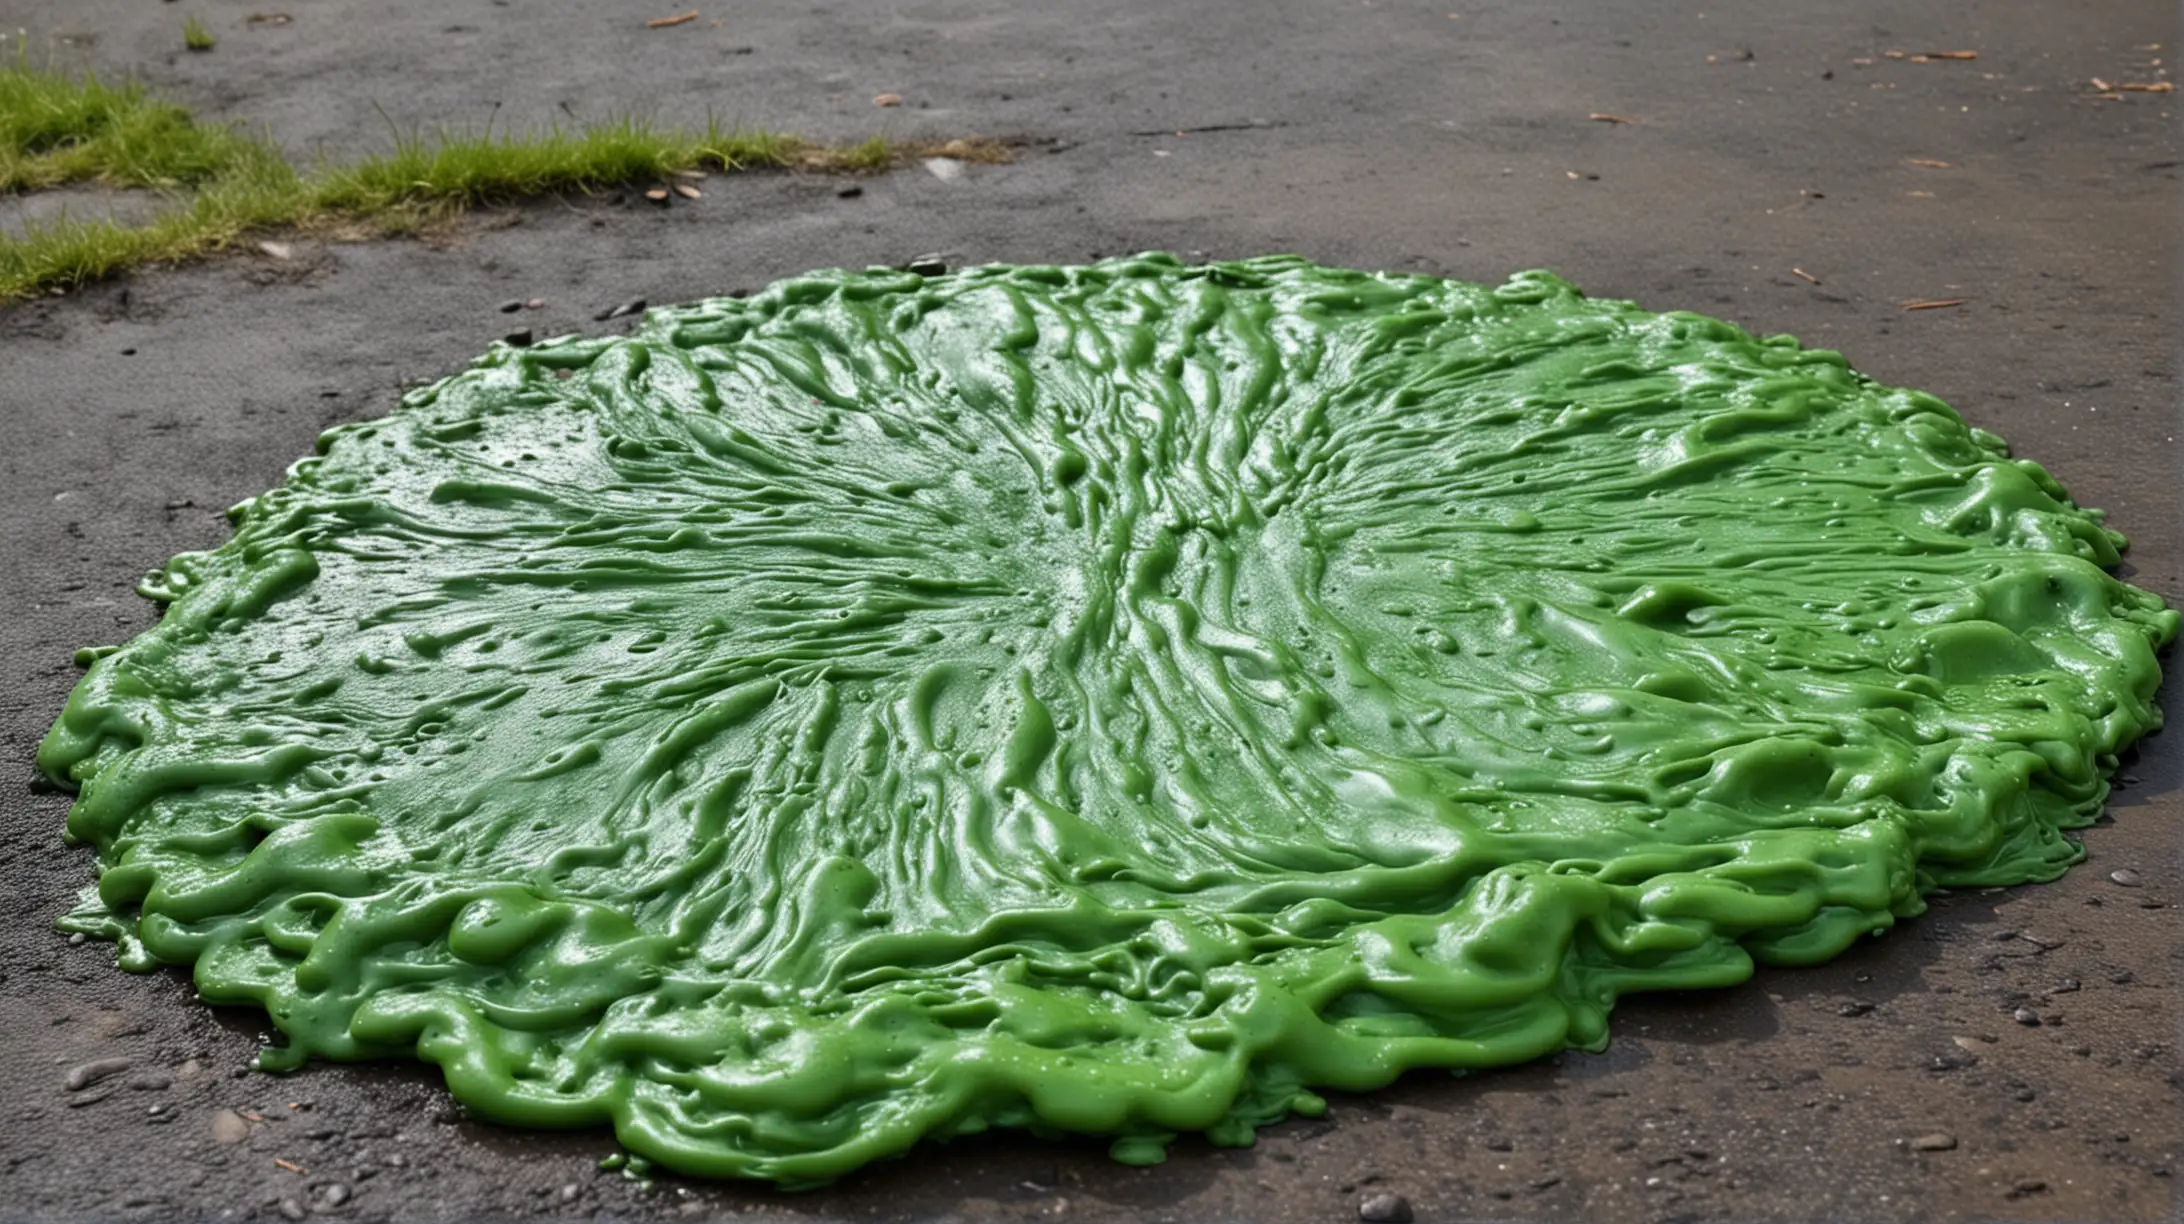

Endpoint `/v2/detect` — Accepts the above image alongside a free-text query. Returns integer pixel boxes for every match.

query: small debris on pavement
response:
[209,1109,251,1144]
[1924,50,1978,59]
[644,188,671,204]
[1790,267,1821,284]
[836,184,864,198]
[64,1058,133,1091]
[497,299,523,313]
[1909,1132,1958,1152]
[1905,158,1951,168]
[257,241,294,260]
[1588,112,1635,124]
[923,157,964,181]
[246,12,292,25]
[873,92,903,107]
[274,1157,307,1175]
[596,299,646,321]
[2109,868,2143,887]
[502,328,533,348]
[673,183,702,200]
[2013,1007,2041,1026]
[1903,298,1967,311]
[646,11,699,28]
[904,255,948,276]
[1358,1192,1414,1223]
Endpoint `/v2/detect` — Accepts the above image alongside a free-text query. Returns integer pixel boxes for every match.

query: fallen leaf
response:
[645,10,698,28]
[1902,298,1967,311]
[1588,112,1635,124]
[1904,158,1952,168]
[873,92,903,107]
[673,184,702,200]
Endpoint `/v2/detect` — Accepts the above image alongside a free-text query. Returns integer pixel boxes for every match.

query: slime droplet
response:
[40,256,2174,1184]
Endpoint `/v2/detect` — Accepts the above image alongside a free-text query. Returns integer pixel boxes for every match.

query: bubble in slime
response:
[40,256,2173,1183]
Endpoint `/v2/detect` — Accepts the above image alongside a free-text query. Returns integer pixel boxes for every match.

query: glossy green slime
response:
[40,256,2175,1183]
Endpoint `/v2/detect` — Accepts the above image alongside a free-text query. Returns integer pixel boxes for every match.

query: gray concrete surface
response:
[1,2,2178,1221]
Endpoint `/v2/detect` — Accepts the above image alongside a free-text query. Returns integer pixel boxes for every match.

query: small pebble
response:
[209,1108,251,1144]
[2012,1178,2048,1195]
[904,255,948,276]
[277,1198,306,1222]
[64,1057,133,1091]
[836,184,864,198]
[526,298,545,309]
[497,299,523,313]
[1909,1132,1958,1152]
[502,328,534,348]
[68,932,87,946]
[1358,1191,1413,1223]
[319,1183,351,1208]
[2013,1007,2041,1026]
[2109,868,2143,888]
[595,299,646,322]
[558,1183,582,1203]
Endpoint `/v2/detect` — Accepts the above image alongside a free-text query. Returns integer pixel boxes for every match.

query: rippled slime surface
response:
[41,256,2174,1183]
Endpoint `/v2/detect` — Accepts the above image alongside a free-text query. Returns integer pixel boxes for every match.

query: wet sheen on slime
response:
[40,256,2174,1184]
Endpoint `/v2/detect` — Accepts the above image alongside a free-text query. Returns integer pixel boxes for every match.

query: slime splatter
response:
[39,256,2173,1184]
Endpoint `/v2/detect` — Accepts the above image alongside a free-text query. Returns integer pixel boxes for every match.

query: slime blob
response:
[39,256,2173,1183]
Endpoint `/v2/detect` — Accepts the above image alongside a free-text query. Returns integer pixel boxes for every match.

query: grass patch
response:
[1,51,1010,303]
[181,17,216,53]
[0,50,253,190]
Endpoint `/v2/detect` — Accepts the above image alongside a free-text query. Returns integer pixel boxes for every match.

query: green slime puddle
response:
[40,255,2175,1183]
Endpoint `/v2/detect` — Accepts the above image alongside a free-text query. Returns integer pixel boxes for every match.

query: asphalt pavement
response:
[1,2,2177,1220]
